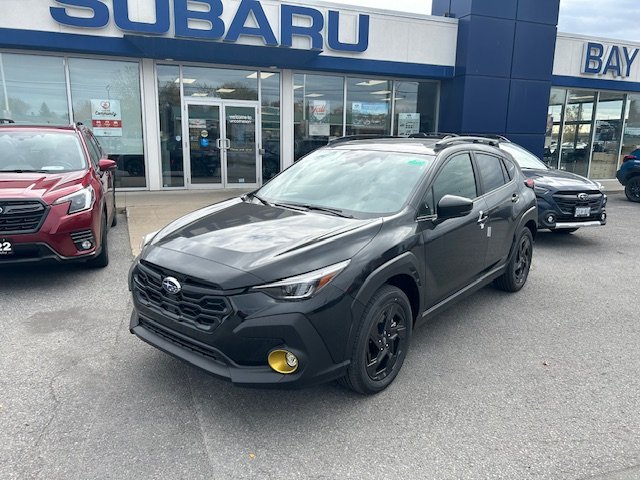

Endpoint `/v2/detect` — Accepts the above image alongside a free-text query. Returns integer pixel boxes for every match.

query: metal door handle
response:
[511,193,520,203]
[224,138,231,149]
[216,138,222,149]
[477,210,489,224]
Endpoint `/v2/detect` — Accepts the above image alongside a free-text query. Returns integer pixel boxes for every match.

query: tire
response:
[625,176,640,202]
[551,228,578,234]
[341,285,412,395]
[88,214,109,268]
[494,228,533,292]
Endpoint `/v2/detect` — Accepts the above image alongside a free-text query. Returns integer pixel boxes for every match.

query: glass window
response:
[158,65,184,188]
[475,153,507,193]
[0,53,69,124]
[68,58,145,188]
[346,77,391,136]
[181,66,258,100]
[500,142,547,170]
[294,73,344,161]
[261,72,280,182]
[545,88,566,167]
[622,94,640,164]
[393,81,438,135]
[432,153,477,208]
[0,131,86,172]
[560,89,595,177]
[83,131,100,168]
[591,92,625,179]
[258,148,433,216]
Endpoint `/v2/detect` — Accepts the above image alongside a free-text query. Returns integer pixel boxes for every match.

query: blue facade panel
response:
[511,22,557,81]
[517,0,561,25]
[432,0,517,20]
[506,79,552,134]
[462,16,515,77]
[461,76,510,133]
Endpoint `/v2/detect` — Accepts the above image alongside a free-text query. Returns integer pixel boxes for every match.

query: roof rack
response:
[327,134,406,145]
[464,133,511,143]
[408,132,458,139]
[433,136,501,152]
[0,118,15,124]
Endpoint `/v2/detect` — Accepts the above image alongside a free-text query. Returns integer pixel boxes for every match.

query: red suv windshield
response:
[0,131,87,173]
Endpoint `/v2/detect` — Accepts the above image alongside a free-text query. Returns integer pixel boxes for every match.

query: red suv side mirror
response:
[98,159,117,171]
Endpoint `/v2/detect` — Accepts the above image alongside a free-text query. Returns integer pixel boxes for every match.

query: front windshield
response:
[0,131,87,173]
[258,147,434,216]
[500,142,548,170]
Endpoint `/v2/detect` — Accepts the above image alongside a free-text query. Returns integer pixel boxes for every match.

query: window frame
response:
[471,151,514,196]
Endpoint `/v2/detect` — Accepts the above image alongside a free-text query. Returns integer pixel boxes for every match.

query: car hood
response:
[522,168,601,191]
[142,198,383,289]
[0,171,87,203]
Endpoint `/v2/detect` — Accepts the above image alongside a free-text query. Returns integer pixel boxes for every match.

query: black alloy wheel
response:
[625,176,640,203]
[494,228,533,292]
[341,285,412,395]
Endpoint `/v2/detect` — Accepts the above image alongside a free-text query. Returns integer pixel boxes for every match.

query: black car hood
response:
[142,198,382,289]
[522,168,601,191]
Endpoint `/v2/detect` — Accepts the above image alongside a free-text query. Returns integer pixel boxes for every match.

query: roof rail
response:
[464,133,511,143]
[408,132,458,139]
[433,136,501,152]
[327,134,405,145]
[0,118,15,124]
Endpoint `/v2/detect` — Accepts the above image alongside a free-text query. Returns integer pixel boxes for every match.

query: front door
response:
[184,102,260,188]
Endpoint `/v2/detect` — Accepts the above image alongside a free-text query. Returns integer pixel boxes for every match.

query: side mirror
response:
[436,194,473,221]
[98,158,117,171]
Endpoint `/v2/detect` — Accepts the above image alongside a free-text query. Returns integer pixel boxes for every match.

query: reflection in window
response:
[181,66,258,100]
[293,74,344,161]
[393,81,438,135]
[591,92,624,179]
[346,78,391,136]
[621,94,640,166]
[544,88,565,168]
[68,58,145,188]
[158,65,184,187]
[560,90,595,177]
[0,53,69,124]
[261,72,280,182]
[431,153,477,209]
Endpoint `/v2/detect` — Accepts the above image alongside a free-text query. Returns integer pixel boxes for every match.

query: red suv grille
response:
[0,201,47,234]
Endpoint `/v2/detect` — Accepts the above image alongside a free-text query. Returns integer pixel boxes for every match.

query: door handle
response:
[477,210,489,228]
[224,138,231,149]
[511,193,520,203]
[216,138,222,149]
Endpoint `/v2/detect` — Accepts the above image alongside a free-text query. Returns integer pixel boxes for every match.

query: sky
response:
[324,0,640,43]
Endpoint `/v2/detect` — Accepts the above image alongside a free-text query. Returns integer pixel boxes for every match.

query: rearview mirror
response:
[436,195,473,221]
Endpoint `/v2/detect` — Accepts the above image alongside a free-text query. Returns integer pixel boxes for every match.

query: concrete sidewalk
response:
[118,189,250,256]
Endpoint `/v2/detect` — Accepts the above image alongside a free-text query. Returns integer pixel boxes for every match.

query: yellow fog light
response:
[268,350,299,374]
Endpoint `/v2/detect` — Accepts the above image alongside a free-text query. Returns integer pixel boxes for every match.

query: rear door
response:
[473,151,517,268]
[419,152,490,306]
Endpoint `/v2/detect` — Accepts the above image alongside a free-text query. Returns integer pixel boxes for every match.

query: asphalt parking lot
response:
[1,194,639,480]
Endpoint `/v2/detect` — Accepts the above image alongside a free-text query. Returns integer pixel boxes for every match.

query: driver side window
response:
[421,153,477,216]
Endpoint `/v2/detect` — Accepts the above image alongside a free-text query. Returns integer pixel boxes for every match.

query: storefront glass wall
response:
[590,92,625,179]
[393,81,438,135]
[0,53,68,124]
[621,94,640,161]
[68,58,145,188]
[182,66,258,100]
[544,88,566,167]
[261,72,281,181]
[157,65,183,187]
[345,78,392,136]
[560,89,595,177]
[294,73,344,160]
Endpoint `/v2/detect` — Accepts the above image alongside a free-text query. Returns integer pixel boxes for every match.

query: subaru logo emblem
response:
[162,276,182,295]
[578,193,589,201]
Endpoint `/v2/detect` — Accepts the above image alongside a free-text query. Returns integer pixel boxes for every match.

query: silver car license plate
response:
[575,207,590,217]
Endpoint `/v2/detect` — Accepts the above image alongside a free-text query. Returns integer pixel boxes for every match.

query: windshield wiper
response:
[0,169,47,173]
[274,203,354,218]
[243,192,271,206]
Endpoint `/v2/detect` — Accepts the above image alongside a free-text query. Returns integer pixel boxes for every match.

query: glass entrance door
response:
[184,102,259,188]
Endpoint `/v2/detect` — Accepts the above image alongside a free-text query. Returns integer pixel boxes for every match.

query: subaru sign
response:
[582,41,639,78]
[50,0,370,52]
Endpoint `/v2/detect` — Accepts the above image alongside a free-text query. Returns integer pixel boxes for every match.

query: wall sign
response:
[582,41,639,78]
[397,113,420,135]
[50,0,370,53]
[91,99,122,137]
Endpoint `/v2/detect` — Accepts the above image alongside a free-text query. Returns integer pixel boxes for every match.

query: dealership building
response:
[0,0,639,190]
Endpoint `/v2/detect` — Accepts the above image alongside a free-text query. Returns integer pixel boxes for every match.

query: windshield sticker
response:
[407,159,427,167]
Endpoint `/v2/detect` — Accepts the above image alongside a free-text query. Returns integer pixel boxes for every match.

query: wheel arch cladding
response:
[525,219,537,240]
[387,274,420,324]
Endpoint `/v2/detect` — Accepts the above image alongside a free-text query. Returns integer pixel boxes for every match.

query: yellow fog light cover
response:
[268,350,299,374]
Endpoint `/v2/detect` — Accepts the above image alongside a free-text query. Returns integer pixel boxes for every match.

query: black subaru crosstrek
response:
[129,136,537,394]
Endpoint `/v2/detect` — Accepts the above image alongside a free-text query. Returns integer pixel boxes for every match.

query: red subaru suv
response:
[0,120,117,267]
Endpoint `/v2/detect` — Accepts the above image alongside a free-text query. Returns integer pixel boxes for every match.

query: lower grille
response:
[133,261,232,332]
[0,200,47,234]
[70,230,95,250]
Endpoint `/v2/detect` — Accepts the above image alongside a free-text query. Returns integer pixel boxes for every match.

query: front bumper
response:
[130,308,349,388]
[536,194,607,230]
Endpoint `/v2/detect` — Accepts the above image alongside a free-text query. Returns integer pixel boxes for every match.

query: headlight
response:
[139,230,159,251]
[252,260,351,300]
[596,182,605,191]
[53,185,95,214]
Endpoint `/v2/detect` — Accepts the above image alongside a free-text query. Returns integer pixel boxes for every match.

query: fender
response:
[507,205,537,260]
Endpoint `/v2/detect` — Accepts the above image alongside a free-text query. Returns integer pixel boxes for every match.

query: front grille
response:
[0,200,47,234]
[139,317,225,364]
[133,261,232,332]
[552,192,603,217]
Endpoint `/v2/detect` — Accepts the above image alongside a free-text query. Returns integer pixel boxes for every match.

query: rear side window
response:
[475,153,508,194]
[427,153,477,213]
[503,158,517,180]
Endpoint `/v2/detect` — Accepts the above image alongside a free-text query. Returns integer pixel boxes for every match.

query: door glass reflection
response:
[225,106,256,184]
[187,104,221,184]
